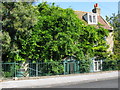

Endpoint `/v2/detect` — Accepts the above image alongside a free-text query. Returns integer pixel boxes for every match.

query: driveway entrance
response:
[63,56,80,74]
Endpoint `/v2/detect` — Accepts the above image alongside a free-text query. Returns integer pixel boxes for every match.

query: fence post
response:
[100,60,103,70]
[67,62,69,74]
[14,62,16,78]
[77,61,80,73]
[90,59,94,73]
[74,62,76,73]
[36,63,38,76]
[63,62,66,75]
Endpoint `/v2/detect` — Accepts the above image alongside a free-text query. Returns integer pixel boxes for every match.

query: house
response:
[74,3,114,72]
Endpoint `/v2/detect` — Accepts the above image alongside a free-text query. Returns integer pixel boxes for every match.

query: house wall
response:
[106,31,114,54]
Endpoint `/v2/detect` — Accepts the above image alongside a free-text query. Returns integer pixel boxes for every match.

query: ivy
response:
[1,2,109,63]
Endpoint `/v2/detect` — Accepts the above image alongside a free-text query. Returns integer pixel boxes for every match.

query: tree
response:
[23,2,108,62]
[1,2,38,62]
[1,2,109,62]
[106,14,120,59]
[20,2,85,61]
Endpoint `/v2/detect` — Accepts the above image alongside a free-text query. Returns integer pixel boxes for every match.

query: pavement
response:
[40,78,118,88]
[0,71,119,89]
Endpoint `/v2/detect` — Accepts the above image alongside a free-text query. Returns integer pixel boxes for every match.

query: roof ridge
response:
[74,10,92,13]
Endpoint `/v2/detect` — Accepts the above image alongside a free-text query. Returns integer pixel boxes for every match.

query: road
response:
[31,78,118,88]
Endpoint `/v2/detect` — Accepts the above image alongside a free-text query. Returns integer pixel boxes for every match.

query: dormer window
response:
[83,13,98,24]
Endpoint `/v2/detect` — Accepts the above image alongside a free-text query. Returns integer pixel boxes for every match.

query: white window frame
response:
[87,13,98,24]
[93,60,102,72]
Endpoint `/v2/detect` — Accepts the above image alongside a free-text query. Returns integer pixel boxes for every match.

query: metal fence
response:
[29,62,64,77]
[1,62,18,78]
[1,62,65,78]
[1,59,119,79]
[0,61,90,78]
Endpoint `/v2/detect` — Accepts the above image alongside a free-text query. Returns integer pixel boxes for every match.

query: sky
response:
[34,1,119,19]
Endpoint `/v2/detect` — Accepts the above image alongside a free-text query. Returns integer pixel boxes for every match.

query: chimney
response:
[92,3,101,15]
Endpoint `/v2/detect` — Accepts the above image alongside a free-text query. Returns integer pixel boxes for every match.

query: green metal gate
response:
[63,56,80,74]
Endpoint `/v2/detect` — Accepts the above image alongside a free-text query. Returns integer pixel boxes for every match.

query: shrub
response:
[79,59,91,73]
[102,59,119,71]
[40,59,64,76]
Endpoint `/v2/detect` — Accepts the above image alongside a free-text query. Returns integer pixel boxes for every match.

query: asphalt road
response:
[32,78,119,88]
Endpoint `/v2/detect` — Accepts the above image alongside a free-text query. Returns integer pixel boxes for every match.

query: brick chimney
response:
[92,3,101,15]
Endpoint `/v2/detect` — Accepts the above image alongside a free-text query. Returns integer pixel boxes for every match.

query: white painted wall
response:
[106,31,114,54]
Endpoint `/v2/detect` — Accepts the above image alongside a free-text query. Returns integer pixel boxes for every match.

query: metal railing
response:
[1,62,19,78]
[0,62,65,78]
[0,61,83,78]
[0,60,119,79]
[28,62,64,77]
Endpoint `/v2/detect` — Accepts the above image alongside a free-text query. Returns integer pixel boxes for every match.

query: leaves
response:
[106,14,120,60]
[2,2,109,62]
[1,2,38,62]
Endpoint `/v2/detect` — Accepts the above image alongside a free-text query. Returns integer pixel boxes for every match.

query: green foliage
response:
[106,14,120,60]
[79,53,92,73]
[102,59,119,71]
[3,72,13,77]
[0,32,11,54]
[1,2,38,33]
[79,59,91,73]
[102,54,119,71]
[1,2,38,62]
[0,2,115,78]
[25,2,109,62]
[41,59,64,75]
[1,2,109,75]
[35,2,85,61]
[3,64,20,77]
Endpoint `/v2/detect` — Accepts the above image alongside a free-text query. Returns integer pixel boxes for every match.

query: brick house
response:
[74,3,114,72]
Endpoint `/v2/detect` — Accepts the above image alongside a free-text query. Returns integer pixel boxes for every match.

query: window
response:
[95,62,97,71]
[93,16,96,23]
[89,15,92,22]
[85,13,97,24]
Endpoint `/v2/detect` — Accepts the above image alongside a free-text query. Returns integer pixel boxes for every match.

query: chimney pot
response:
[94,3,98,8]
[92,3,101,15]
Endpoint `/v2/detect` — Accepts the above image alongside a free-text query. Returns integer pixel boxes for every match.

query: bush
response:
[102,59,119,71]
[2,63,20,78]
[79,59,91,73]
[41,59,64,76]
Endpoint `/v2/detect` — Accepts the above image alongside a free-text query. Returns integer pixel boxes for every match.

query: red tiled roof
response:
[97,16,113,30]
[74,11,113,30]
